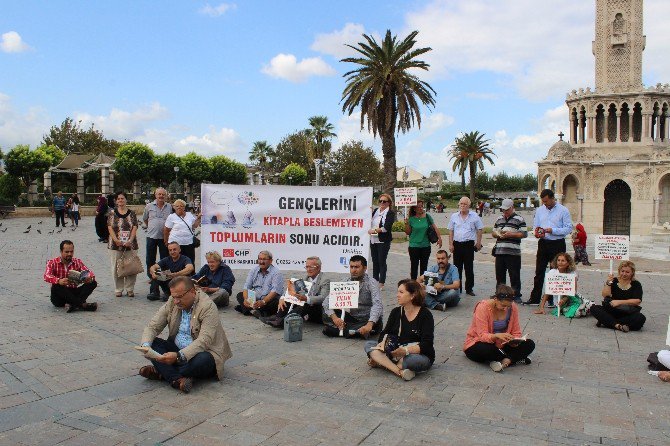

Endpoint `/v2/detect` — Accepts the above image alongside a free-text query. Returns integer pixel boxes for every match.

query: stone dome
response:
[547,139,573,160]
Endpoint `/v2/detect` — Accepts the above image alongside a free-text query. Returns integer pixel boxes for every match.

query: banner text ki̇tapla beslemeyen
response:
[200,184,372,272]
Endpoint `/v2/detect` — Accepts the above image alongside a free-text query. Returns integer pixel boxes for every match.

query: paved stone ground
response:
[0,216,669,446]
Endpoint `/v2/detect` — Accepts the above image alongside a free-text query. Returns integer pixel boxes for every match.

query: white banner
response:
[329,281,360,310]
[595,235,630,260]
[545,271,576,296]
[394,187,417,207]
[200,184,372,272]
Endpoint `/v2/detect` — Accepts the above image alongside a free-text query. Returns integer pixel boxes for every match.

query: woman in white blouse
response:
[164,199,201,265]
[368,193,396,290]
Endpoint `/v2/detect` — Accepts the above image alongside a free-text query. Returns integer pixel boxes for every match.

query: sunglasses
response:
[379,200,390,203]
[495,293,514,300]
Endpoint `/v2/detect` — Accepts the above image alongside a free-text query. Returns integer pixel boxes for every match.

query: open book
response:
[503,334,528,344]
[134,346,163,360]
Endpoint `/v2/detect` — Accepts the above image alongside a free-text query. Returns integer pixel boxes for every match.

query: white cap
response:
[499,198,514,210]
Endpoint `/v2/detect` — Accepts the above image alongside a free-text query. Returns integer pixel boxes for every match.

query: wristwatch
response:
[177,351,187,364]
[403,346,410,356]
[605,281,613,286]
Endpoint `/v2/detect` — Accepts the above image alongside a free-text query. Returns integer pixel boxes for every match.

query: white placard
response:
[329,281,359,310]
[393,187,417,207]
[201,184,372,272]
[545,271,576,296]
[595,235,630,260]
[282,278,312,307]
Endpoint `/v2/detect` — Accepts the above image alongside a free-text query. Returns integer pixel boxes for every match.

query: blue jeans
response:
[364,340,432,373]
[149,338,216,384]
[424,289,460,309]
[146,237,168,293]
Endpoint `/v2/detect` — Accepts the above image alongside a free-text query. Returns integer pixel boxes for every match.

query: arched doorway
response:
[603,180,631,235]
[659,174,670,225]
[562,175,579,221]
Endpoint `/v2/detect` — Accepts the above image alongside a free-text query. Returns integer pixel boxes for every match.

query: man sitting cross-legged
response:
[148,242,195,302]
[138,276,232,393]
[418,249,461,311]
[261,256,330,328]
[43,240,98,313]
[322,255,383,339]
[235,250,285,318]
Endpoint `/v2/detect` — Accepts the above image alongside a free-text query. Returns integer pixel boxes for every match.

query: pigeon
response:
[71,227,76,231]
[48,230,54,234]
[38,221,43,225]
[1,228,7,232]
[37,229,42,234]
[0,222,3,227]
[26,225,31,230]
[23,229,30,233]
[57,229,62,233]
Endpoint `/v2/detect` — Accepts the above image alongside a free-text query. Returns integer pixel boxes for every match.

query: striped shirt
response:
[492,213,527,256]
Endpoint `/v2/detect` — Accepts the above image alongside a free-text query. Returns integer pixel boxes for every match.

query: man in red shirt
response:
[43,240,98,313]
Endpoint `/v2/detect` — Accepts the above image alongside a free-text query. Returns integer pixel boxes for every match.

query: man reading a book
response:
[418,249,461,311]
[148,242,195,302]
[234,250,285,317]
[138,276,232,393]
[43,240,98,313]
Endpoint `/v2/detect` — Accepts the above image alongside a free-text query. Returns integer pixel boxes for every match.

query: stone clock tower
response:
[538,0,670,237]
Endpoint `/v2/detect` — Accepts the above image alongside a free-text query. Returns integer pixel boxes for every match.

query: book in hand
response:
[134,346,162,360]
[67,270,90,285]
[192,275,210,286]
[503,334,528,344]
[423,271,439,295]
[246,289,256,307]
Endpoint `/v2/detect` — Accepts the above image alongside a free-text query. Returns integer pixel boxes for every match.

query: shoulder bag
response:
[426,214,439,244]
[178,214,200,248]
[116,248,144,278]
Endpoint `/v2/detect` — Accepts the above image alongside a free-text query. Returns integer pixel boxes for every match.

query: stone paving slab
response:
[0,216,669,445]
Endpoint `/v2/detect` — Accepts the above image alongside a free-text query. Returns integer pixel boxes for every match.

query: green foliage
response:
[0,174,22,202]
[391,220,406,232]
[475,172,537,192]
[42,117,120,155]
[341,29,436,194]
[114,142,155,182]
[248,141,274,171]
[271,131,313,173]
[152,153,182,186]
[324,140,382,186]
[210,155,247,184]
[4,144,52,188]
[306,116,336,160]
[279,163,308,185]
[35,144,66,166]
[180,152,212,185]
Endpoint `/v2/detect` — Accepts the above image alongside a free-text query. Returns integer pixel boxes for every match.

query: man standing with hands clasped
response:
[525,189,573,306]
[448,197,483,296]
[143,188,172,301]
[492,198,527,303]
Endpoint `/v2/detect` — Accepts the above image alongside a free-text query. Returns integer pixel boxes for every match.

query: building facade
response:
[538,0,670,236]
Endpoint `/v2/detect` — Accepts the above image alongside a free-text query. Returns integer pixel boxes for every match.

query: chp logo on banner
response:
[200,184,372,272]
[595,235,630,260]
[393,187,417,207]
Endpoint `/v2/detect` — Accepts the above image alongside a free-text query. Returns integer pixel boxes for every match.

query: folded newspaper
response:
[134,346,162,360]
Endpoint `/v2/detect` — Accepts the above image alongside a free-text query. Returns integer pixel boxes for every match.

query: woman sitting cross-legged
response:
[534,252,592,318]
[463,284,535,372]
[590,260,645,332]
[364,279,435,381]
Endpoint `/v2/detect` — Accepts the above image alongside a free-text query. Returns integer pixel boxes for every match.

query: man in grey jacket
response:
[322,255,383,338]
[260,256,330,328]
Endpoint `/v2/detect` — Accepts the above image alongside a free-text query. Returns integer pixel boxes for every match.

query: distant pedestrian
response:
[572,223,591,265]
[53,191,67,227]
[95,194,109,242]
[68,193,80,227]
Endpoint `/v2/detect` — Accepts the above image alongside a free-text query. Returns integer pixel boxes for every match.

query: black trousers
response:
[322,309,383,338]
[408,246,431,280]
[277,302,324,323]
[370,242,391,284]
[235,292,279,317]
[453,240,476,293]
[464,340,535,364]
[54,209,66,227]
[529,238,566,303]
[180,243,196,266]
[50,281,97,308]
[590,305,646,331]
[149,338,216,384]
[494,255,522,298]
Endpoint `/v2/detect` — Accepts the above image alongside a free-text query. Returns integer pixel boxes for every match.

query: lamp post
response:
[174,166,180,194]
[314,159,323,186]
[288,175,293,186]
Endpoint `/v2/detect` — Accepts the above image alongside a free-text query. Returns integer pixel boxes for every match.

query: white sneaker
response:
[401,369,416,381]
[489,361,504,372]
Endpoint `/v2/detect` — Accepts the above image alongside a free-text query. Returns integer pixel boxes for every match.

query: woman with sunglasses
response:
[368,193,396,290]
[463,284,535,372]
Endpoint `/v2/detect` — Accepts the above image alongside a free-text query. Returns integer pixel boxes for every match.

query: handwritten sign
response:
[545,271,576,296]
[595,235,630,260]
[394,187,417,207]
[329,281,359,310]
[282,278,312,307]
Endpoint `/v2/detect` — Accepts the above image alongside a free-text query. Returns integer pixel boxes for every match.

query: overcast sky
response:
[2,0,670,179]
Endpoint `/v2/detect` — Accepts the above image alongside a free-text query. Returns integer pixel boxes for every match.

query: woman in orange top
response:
[463,284,535,372]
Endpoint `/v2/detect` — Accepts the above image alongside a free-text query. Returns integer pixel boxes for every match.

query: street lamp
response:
[314,159,323,186]
[288,175,293,185]
[174,166,180,194]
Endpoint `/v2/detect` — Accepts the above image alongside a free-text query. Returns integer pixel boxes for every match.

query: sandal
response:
[615,324,630,333]
[115,292,122,297]
[65,303,77,313]
[127,292,135,297]
[81,302,98,312]
[367,358,379,368]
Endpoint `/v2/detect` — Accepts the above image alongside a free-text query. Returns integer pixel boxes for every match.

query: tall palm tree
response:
[306,116,336,160]
[341,30,436,194]
[248,140,274,172]
[451,131,496,205]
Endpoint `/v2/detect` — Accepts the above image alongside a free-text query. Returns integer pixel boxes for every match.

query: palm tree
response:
[451,131,496,205]
[341,30,436,194]
[306,116,336,160]
[248,141,274,172]
[449,146,467,191]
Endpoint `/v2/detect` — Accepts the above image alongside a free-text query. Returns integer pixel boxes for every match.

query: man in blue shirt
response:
[235,250,285,317]
[448,197,484,296]
[525,189,573,305]
[418,249,461,311]
[192,251,235,308]
[148,242,195,302]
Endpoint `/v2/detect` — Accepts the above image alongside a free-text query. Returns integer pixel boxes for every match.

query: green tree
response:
[180,152,212,186]
[324,140,383,186]
[271,131,313,173]
[0,174,22,203]
[35,144,66,166]
[43,118,121,155]
[451,131,496,205]
[341,29,436,194]
[114,142,155,182]
[210,155,247,184]
[306,116,336,160]
[152,153,182,187]
[4,144,52,189]
[279,163,308,185]
[248,141,274,172]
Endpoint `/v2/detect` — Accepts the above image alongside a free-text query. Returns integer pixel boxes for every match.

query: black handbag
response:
[647,352,670,371]
[426,214,439,244]
[603,298,640,314]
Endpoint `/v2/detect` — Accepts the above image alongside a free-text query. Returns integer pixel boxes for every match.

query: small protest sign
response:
[545,271,576,296]
[329,281,359,310]
[595,235,630,260]
[394,187,417,207]
[282,278,312,307]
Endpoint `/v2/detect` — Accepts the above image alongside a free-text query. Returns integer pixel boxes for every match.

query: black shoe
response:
[160,295,169,302]
[523,300,540,306]
[466,290,476,296]
[268,317,284,328]
[433,303,446,311]
[322,326,341,337]
[513,297,523,304]
[147,293,160,301]
[514,358,532,366]
[234,304,251,316]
